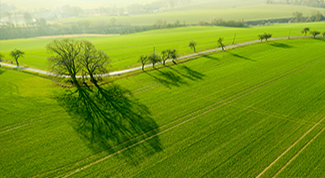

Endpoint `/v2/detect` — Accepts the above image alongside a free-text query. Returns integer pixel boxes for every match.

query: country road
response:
[0,36,317,78]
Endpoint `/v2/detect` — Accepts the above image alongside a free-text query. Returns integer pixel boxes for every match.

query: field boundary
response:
[0,36,320,78]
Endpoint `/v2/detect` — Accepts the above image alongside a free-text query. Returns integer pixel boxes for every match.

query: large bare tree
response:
[10,49,24,67]
[46,39,83,85]
[79,40,110,86]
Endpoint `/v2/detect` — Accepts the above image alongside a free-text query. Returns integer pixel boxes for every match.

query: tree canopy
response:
[302,27,310,36]
[138,55,148,71]
[310,31,320,38]
[47,39,109,86]
[189,41,197,53]
[217,37,225,51]
[9,49,24,67]
[148,52,161,68]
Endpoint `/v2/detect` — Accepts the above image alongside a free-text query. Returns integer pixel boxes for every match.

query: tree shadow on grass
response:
[180,66,205,80]
[228,52,256,62]
[145,69,187,88]
[269,42,294,48]
[315,38,325,42]
[145,66,205,88]
[56,84,162,165]
[203,55,219,61]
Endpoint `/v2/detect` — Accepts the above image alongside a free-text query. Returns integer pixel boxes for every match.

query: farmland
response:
[54,4,325,26]
[1,38,325,177]
[0,22,324,71]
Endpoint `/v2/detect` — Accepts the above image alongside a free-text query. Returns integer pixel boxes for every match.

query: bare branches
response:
[47,39,110,86]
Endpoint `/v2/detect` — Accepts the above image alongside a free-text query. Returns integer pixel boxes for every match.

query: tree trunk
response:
[194,47,196,53]
[142,64,144,71]
[15,58,19,67]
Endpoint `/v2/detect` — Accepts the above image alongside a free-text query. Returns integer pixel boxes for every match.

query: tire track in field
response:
[61,53,325,177]
[255,115,325,178]
[272,123,325,177]
[0,119,43,134]
[231,104,322,127]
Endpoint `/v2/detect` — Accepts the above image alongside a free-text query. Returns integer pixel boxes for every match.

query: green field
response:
[1,38,325,177]
[0,22,324,71]
[54,4,325,26]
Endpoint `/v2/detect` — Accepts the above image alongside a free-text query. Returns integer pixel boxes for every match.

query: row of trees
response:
[292,11,325,23]
[258,33,273,42]
[269,0,325,8]
[302,27,324,38]
[1,30,325,86]
[136,37,227,71]
[138,49,178,71]
[198,18,245,27]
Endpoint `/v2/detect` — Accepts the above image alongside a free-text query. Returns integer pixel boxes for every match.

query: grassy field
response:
[1,38,325,177]
[0,22,324,71]
[54,4,325,26]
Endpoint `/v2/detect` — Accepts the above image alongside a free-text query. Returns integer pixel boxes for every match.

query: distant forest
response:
[267,0,325,8]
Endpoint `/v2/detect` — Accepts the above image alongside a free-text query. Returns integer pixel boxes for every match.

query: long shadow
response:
[56,84,162,165]
[315,38,325,42]
[145,66,205,88]
[181,66,205,80]
[203,55,220,61]
[145,69,187,88]
[228,52,256,62]
[269,42,293,48]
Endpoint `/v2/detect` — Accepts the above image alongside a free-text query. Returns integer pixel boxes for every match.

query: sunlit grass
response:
[1,39,325,177]
[0,22,324,71]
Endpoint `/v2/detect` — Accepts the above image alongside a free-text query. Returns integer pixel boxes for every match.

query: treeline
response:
[198,18,245,27]
[0,19,186,40]
[267,0,325,8]
[0,25,122,40]
[121,20,186,35]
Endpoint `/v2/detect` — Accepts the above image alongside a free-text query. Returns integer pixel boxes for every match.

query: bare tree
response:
[10,49,24,67]
[264,33,272,41]
[79,40,110,86]
[189,41,197,53]
[47,39,83,85]
[169,49,178,65]
[148,52,161,68]
[310,31,320,38]
[302,27,310,36]
[138,55,148,71]
[218,37,225,51]
[161,50,169,66]
[258,34,265,42]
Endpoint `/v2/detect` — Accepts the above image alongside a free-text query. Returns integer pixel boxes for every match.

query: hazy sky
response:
[1,0,158,9]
